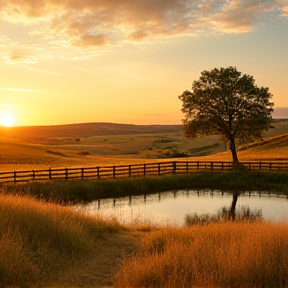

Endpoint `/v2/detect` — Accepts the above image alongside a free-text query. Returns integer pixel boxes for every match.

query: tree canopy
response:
[179,66,274,164]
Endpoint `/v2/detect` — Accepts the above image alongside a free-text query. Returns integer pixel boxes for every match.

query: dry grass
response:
[0,194,138,288]
[115,221,288,288]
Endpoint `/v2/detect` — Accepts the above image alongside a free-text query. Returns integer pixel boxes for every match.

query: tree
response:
[179,66,274,166]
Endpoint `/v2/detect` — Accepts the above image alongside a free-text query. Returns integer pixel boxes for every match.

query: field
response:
[1,120,288,172]
[1,121,288,287]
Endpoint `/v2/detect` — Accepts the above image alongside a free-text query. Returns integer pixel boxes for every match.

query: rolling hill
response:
[0,122,182,144]
[0,120,287,171]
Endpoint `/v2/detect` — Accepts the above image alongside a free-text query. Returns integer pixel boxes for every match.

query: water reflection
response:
[75,190,288,226]
[185,191,263,226]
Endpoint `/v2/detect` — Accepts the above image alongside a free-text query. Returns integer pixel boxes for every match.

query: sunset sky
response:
[0,0,287,126]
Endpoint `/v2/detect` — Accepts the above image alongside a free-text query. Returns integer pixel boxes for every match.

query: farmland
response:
[0,120,288,172]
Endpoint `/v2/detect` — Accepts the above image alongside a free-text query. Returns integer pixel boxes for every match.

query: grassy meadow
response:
[1,120,288,287]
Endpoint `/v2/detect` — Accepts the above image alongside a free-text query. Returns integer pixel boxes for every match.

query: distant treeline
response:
[272,118,288,122]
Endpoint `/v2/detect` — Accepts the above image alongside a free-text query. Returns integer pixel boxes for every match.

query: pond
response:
[75,190,288,226]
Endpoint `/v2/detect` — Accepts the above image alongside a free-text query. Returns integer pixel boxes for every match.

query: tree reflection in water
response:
[185,192,263,226]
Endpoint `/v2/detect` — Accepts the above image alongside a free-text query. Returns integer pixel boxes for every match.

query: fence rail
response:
[0,161,287,184]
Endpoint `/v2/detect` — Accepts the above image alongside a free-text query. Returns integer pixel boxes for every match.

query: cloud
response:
[0,35,48,64]
[0,0,287,51]
[282,6,288,16]
[278,0,288,17]
[211,0,281,32]
[72,33,107,47]
[128,30,150,41]
[0,88,35,92]
[5,54,38,64]
[27,67,66,76]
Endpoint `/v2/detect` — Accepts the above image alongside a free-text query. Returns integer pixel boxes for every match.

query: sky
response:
[0,0,288,126]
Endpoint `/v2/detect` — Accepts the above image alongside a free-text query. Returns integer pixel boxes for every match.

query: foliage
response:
[179,66,274,163]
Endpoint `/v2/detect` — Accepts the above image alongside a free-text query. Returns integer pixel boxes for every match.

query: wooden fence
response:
[0,161,287,184]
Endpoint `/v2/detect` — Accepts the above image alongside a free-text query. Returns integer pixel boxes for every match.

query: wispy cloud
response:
[0,88,35,93]
[1,0,287,55]
[0,88,54,100]
[4,54,38,64]
[27,67,66,76]
[0,103,15,108]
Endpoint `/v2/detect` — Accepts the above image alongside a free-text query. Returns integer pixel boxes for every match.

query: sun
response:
[0,113,15,127]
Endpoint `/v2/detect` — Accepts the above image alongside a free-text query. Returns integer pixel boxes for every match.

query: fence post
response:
[65,168,68,180]
[14,171,16,183]
[97,167,100,179]
[144,164,146,177]
[197,161,199,171]
[32,170,35,180]
[129,165,131,178]
[186,162,188,173]
[173,161,176,174]
[113,166,116,178]
[211,162,213,172]
[259,162,262,171]
[158,163,161,176]
[49,168,52,180]
[221,162,224,171]
[81,168,84,180]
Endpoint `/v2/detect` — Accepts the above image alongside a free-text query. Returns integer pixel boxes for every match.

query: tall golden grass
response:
[0,193,129,287]
[115,221,288,288]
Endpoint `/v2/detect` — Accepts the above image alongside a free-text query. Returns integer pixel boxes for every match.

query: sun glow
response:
[0,113,15,127]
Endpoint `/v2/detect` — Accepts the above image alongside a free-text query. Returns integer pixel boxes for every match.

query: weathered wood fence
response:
[0,161,287,184]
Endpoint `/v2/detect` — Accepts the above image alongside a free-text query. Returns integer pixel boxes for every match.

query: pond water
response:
[75,190,288,226]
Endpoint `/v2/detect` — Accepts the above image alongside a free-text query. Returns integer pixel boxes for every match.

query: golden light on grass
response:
[0,113,15,127]
[0,193,128,287]
[115,221,288,287]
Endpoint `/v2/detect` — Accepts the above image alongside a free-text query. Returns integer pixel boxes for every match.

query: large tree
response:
[179,66,274,165]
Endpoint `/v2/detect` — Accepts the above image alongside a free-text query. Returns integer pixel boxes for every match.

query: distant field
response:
[0,122,182,144]
[0,121,287,171]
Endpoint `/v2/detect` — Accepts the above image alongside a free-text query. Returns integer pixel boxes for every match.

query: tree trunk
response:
[229,137,239,163]
[229,137,244,170]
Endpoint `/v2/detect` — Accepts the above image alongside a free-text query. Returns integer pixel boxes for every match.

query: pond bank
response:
[1,171,288,203]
